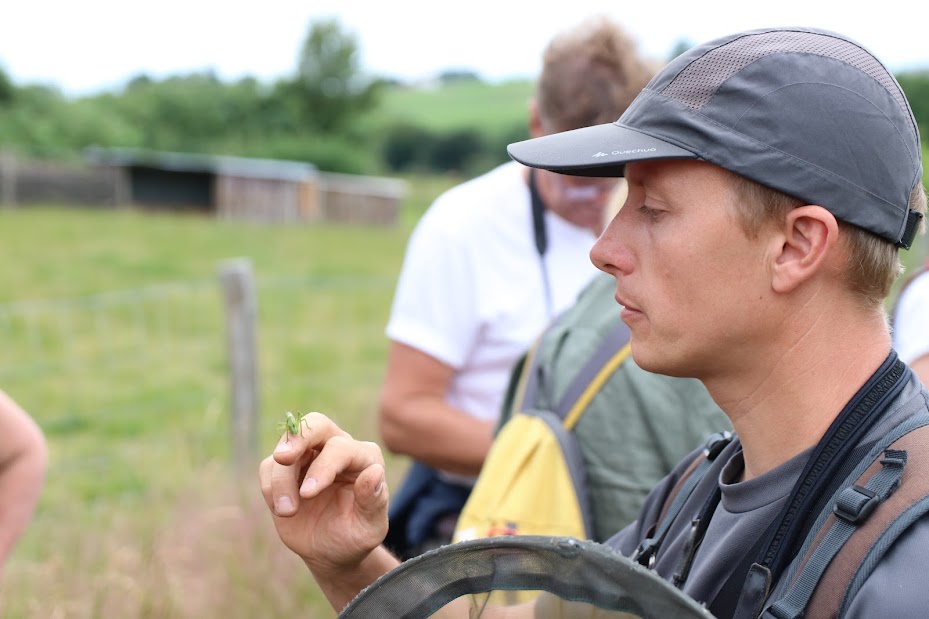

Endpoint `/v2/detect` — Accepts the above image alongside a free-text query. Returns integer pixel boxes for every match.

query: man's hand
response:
[259,412,389,571]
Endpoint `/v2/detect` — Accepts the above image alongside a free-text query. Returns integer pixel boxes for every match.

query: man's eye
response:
[638,206,662,221]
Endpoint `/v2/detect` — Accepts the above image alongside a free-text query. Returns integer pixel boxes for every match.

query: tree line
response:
[0,19,527,177]
[1,20,927,178]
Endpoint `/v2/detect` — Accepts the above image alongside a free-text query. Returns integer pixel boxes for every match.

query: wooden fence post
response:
[218,258,260,476]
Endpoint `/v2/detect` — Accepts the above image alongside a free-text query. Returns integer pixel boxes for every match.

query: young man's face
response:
[590,160,777,381]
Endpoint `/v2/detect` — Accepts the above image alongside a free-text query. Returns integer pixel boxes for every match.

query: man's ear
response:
[528,99,545,138]
[771,205,840,293]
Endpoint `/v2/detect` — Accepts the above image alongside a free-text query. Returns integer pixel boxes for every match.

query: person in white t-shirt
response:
[377,16,656,558]
[893,261,929,384]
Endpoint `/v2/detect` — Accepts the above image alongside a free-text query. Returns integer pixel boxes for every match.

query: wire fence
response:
[0,268,396,506]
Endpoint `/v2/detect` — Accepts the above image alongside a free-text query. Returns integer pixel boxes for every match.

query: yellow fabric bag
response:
[453,321,631,544]
[453,411,589,541]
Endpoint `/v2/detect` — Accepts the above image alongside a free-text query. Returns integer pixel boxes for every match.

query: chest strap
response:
[763,417,929,619]
[631,430,733,569]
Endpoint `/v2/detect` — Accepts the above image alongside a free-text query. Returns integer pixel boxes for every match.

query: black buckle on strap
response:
[833,485,879,524]
[632,538,659,568]
[703,430,733,460]
[896,209,923,250]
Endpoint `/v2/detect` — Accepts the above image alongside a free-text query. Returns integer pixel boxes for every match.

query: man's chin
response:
[629,344,694,379]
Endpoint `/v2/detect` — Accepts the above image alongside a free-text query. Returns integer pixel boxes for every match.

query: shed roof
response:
[319,171,408,199]
[84,147,318,182]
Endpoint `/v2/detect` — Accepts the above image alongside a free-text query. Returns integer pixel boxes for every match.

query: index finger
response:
[272,411,351,465]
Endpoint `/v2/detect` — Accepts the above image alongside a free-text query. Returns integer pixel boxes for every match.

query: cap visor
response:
[508,122,698,177]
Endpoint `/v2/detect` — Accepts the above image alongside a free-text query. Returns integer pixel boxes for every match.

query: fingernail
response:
[275,496,294,515]
[274,441,292,454]
[374,481,385,496]
[301,477,317,494]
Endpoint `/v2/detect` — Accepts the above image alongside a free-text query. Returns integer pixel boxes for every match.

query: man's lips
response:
[615,293,644,321]
[614,292,639,313]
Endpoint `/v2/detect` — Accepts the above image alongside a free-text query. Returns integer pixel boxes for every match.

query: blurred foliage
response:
[898,71,929,139]
[380,124,523,176]
[1,23,925,177]
[292,17,384,133]
[0,63,13,105]
[371,78,532,136]
[0,19,387,173]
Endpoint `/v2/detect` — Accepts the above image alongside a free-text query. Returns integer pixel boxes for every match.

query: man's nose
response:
[590,210,633,274]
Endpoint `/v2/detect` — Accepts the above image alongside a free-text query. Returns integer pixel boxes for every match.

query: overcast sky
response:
[2,0,927,97]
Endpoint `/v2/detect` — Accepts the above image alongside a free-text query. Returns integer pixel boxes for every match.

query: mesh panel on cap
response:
[662,30,914,134]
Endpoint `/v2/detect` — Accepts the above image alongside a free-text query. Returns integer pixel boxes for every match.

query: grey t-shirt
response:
[606,370,929,617]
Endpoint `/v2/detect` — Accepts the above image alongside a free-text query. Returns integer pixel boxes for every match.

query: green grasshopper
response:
[277,411,310,441]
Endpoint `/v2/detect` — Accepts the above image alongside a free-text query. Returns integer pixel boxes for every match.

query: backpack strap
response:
[762,416,929,619]
[507,336,545,419]
[631,431,734,568]
[515,319,632,426]
[557,321,631,429]
[547,321,633,538]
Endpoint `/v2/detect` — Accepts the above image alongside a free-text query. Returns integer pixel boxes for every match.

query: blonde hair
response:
[730,176,928,307]
[536,16,655,133]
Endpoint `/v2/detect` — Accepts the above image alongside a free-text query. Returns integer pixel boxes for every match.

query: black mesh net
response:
[339,536,715,619]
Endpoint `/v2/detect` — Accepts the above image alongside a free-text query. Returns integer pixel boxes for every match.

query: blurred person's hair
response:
[536,15,656,133]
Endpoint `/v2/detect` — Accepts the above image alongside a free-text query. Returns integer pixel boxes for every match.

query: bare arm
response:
[0,390,47,574]
[378,342,494,476]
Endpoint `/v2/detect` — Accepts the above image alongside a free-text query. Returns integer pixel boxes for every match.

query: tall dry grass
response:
[0,198,467,618]
[1,461,340,618]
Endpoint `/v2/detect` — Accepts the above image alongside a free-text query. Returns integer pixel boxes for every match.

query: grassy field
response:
[0,174,459,618]
[368,79,534,136]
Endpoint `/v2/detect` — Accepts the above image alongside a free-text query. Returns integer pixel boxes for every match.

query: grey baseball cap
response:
[508,27,924,248]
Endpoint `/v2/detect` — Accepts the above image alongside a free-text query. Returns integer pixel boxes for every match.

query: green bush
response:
[898,71,929,140]
[381,122,432,172]
[258,134,374,175]
[427,128,486,173]
[380,121,528,175]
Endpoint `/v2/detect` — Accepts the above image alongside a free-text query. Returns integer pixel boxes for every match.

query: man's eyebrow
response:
[626,167,661,194]
[623,165,647,186]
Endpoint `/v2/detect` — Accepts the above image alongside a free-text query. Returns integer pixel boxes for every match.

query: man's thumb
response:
[354,464,389,516]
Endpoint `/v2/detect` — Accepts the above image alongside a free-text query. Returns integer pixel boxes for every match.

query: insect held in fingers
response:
[277,411,310,441]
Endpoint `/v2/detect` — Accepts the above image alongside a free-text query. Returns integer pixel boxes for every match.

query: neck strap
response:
[528,169,553,317]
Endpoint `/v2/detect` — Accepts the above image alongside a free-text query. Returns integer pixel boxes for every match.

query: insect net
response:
[338,535,715,619]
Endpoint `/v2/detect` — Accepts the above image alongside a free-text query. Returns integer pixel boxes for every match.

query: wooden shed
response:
[316,172,407,226]
[84,147,405,226]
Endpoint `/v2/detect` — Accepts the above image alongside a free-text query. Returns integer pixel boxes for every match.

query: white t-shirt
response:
[893,269,929,365]
[386,161,599,427]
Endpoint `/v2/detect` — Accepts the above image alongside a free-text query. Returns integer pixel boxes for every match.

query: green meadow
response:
[372,79,534,135]
[0,174,458,617]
